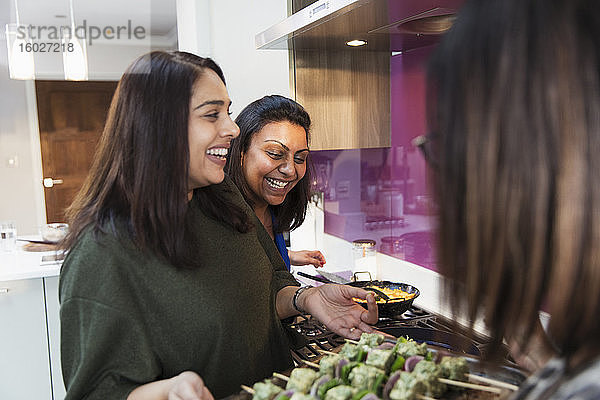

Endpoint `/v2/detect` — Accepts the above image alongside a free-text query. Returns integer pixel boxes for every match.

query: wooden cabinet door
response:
[0,278,52,400]
[35,81,118,223]
[295,49,390,150]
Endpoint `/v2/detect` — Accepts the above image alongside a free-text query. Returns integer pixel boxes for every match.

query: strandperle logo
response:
[16,20,146,45]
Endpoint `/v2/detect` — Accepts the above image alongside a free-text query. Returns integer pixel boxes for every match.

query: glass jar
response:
[352,239,377,279]
[379,236,404,258]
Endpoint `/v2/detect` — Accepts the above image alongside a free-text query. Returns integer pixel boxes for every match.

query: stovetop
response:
[222,305,528,400]
[284,304,514,366]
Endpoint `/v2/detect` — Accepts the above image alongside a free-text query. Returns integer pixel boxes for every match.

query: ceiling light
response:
[5,0,35,80]
[63,0,88,80]
[346,39,367,47]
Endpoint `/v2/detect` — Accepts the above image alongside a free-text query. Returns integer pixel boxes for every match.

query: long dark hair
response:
[63,51,250,267]
[226,95,313,232]
[428,0,600,366]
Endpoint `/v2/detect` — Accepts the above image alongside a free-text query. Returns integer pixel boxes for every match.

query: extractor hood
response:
[256,0,463,52]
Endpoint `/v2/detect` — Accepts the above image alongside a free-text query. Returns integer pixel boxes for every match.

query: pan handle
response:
[296,271,333,284]
[353,271,374,282]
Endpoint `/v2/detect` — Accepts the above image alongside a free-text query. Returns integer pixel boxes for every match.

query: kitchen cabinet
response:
[45,275,66,399]
[290,0,391,150]
[262,0,463,150]
[0,278,52,400]
[294,48,390,150]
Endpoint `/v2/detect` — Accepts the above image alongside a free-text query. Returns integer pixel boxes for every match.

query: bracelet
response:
[292,286,312,314]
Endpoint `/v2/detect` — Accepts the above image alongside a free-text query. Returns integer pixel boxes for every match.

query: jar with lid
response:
[352,239,377,279]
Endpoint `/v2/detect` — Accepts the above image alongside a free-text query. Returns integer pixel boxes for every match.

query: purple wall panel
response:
[310,46,439,271]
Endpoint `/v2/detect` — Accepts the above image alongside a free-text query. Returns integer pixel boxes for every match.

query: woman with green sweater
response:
[59,51,377,400]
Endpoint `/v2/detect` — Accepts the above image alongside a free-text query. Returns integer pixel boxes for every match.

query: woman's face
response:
[188,70,240,190]
[241,121,309,209]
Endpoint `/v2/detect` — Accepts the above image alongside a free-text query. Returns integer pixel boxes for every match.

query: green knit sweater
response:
[59,178,299,399]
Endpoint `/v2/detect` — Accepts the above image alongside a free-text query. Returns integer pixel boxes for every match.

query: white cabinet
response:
[45,276,66,399]
[0,278,52,400]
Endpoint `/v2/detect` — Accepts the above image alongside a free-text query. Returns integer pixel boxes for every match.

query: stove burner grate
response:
[285,304,515,365]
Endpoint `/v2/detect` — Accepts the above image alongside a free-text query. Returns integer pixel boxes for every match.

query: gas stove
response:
[284,305,514,366]
[225,305,528,400]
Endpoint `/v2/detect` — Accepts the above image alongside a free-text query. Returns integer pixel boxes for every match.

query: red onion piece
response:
[383,371,402,400]
[404,355,424,372]
[433,350,452,363]
[376,342,395,350]
[310,376,331,398]
[335,358,349,379]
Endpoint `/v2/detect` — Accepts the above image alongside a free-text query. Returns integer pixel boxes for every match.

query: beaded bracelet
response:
[292,286,312,314]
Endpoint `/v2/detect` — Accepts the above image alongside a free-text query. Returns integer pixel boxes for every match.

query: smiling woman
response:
[226,95,326,269]
[187,69,239,191]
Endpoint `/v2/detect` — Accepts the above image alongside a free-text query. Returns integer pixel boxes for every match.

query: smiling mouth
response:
[265,177,291,189]
[206,147,228,161]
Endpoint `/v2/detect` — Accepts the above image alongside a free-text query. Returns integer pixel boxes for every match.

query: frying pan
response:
[296,272,420,319]
[348,280,420,319]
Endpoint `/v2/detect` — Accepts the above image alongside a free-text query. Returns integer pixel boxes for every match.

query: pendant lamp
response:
[62,0,88,80]
[5,0,35,80]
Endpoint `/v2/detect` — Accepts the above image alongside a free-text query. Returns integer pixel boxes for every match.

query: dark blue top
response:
[271,208,291,271]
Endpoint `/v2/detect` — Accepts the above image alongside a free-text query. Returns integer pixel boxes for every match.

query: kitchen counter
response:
[0,240,62,282]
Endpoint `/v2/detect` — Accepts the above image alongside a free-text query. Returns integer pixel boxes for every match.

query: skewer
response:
[274,371,437,399]
[273,372,290,381]
[320,350,338,356]
[345,339,359,344]
[438,378,502,394]
[241,385,255,394]
[300,360,320,369]
[466,373,519,391]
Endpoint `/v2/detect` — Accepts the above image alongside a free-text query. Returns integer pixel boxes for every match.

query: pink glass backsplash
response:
[310,46,438,271]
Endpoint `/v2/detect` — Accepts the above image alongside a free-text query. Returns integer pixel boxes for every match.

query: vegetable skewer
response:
[244,333,516,400]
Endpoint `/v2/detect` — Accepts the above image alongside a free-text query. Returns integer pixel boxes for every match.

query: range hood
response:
[256,0,463,52]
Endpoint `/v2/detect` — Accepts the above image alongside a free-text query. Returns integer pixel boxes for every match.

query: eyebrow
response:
[264,139,309,153]
[193,99,231,110]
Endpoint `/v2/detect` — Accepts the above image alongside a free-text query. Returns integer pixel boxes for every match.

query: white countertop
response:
[0,239,62,282]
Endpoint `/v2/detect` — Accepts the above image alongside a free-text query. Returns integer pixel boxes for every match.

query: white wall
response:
[176,0,290,115]
[0,1,40,234]
[0,69,44,235]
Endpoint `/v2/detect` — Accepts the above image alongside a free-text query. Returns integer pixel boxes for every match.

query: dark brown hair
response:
[429,0,600,366]
[225,95,313,232]
[63,51,250,267]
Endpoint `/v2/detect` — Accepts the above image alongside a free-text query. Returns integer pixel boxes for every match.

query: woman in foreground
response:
[428,0,600,398]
